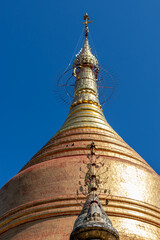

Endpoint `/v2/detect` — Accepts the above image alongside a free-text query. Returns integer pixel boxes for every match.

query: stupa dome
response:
[0,14,160,240]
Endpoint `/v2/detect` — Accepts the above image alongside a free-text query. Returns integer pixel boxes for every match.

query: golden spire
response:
[70,13,101,113]
[73,13,98,78]
[58,14,111,134]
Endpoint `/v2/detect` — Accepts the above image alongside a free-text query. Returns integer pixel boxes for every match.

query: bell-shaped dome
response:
[0,14,160,240]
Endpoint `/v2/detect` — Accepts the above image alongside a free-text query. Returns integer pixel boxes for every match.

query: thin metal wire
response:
[62,27,84,74]
[89,31,100,65]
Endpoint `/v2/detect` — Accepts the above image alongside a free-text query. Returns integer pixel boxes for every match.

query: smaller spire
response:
[70,142,119,240]
[70,194,119,240]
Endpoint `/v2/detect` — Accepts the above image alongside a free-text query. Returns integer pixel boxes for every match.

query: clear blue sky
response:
[0,0,160,188]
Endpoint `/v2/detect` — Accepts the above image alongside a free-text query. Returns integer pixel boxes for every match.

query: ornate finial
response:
[83,13,89,22]
[72,14,98,78]
[83,13,94,37]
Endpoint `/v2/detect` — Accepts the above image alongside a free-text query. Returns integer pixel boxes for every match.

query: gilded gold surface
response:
[111,217,160,240]
[71,67,101,108]
[17,141,159,239]
[0,195,159,237]
[0,19,160,240]
[73,38,99,74]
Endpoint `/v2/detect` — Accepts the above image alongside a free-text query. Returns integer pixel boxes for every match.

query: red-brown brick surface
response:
[0,128,160,239]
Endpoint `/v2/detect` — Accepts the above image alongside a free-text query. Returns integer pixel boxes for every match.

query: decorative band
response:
[70,100,102,109]
[0,196,159,235]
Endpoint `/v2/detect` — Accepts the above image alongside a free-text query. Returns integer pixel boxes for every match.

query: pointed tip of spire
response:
[72,14,98,77]
[83,13,89,21]
[70,193,119,240]
[82,13,94,38]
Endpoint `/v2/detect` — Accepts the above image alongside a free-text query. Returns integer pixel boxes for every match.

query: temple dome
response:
[0,15,160,240]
